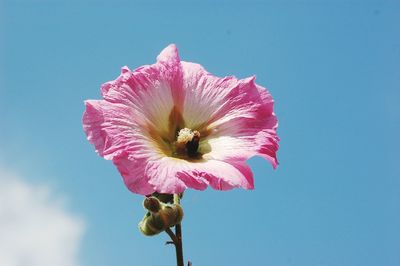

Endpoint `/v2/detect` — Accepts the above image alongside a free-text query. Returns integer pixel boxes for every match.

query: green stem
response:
[173,194,184,266]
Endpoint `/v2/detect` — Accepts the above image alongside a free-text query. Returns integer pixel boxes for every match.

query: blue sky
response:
[1,0,399,265]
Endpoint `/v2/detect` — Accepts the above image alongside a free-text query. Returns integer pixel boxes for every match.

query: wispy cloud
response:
[0,168,85,266]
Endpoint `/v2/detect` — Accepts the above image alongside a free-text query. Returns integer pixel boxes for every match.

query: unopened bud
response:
[143,197,161,213]
[138,200,184,236]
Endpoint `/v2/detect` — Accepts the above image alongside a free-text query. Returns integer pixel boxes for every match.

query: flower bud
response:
[139,198,184,236]
[143,196,161,213]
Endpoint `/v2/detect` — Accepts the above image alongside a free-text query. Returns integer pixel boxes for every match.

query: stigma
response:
[175,128,200,158]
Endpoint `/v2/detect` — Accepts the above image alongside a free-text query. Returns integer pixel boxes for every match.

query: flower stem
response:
[173,194,184,266]
[174,223,184,266]
[165,227,178,244]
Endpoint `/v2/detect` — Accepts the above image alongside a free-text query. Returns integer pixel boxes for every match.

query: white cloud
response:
[0,169,85,266]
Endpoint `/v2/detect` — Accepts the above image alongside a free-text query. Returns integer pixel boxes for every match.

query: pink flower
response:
[83,44,279,195]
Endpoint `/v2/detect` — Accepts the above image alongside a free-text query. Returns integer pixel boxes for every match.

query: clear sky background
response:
[1,0,399,266]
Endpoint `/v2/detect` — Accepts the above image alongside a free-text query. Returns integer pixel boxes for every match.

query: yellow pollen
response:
[176,128,195,144]
[175,128,201,154]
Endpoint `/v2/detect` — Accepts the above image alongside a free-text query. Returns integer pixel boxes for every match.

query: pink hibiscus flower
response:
[83,44,279,195]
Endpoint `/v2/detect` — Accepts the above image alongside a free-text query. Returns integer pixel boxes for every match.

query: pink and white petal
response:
[179,160,254,190]
[99,68,175,136]
[112,152,156,195]
[83,100,107,158]
[202,129,279,168]
[181,62,275,129]
[180,62,238,129]
[181,61,279,167]
[98,45,185,137]
[83,99,166,161]
[83,99,138,160]
[203,77,275,132]
[202,114,279,168]
[83,98,167,195]
[145,157,254,193]
[145,157,190,194]
[156,44,185,109]
[157,44,180,64]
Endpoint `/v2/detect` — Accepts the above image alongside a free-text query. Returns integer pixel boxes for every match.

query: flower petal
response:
[145,158,189,194]
[83,100,167,160]
[178,159,254,190]
[145,157,254,194]
[97,45,185,141]
[181,62,279,167]
[83,44,186,158]
[83,100,107,157]
[83,99,169,195]
[112,152,156,195]
[156,44,185,109]
[203,130,279,168]
[83,99,138,160]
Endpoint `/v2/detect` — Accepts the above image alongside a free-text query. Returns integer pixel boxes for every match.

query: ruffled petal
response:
[144,157,254,194]
[202,129,279,168]
[156,44,185,110]
[83,100,166,160]
[83,99,168,195]
[112,152,156,195]
[83,100,107,157]
[181,62,279,167]
[178,159,254,190]
[97,45,184,140]
[145,158,189,194]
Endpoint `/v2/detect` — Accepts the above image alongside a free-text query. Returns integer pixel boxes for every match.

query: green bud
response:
[138,197,184,236]
[143,197,161,213]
